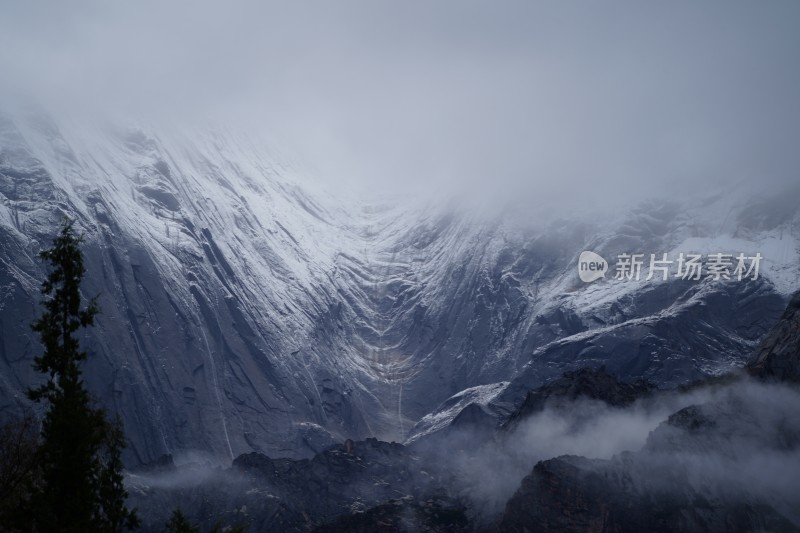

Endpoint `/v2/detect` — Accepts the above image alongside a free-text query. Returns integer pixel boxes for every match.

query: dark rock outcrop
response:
[129,438,453,532]
[500,454,799,533]
[500,385,800,531]
[502,366,653,432]
[498,292,800,532]
[748,290,800,382]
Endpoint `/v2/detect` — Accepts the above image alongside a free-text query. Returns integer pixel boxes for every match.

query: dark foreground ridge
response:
[128,368,664,531]
[129,438,466,532]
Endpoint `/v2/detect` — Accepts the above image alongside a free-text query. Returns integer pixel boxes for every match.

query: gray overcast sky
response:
[1,1,799,203]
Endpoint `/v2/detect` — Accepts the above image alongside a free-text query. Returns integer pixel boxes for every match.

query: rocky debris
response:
[748,290,800,382]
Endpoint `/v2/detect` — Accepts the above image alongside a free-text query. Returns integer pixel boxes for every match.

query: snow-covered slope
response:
[0,111,386,463]
[0,110,798,464]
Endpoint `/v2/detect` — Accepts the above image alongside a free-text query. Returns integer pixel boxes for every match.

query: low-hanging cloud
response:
[435,378,800,523]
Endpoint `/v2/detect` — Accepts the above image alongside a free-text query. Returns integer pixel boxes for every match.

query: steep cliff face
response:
[0,111,380,464]
[407,278,789,446]
[748,290,800,382]
[1,110,798,467]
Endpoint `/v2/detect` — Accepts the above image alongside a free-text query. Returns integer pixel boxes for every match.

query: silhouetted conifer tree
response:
[27,219,138,532]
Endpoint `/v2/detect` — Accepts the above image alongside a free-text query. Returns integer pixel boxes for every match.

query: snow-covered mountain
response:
[0,110,798,465]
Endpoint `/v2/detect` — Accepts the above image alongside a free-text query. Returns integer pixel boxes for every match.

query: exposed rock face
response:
[500,393,800,533]
[410,280,788,447]
[748,290,800,382]
[405,382,509,451]
[494,279,787,406]
[500,454,799,533]
[502,366,653,432]
[497,294,800,533]
[408,366,654,461]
